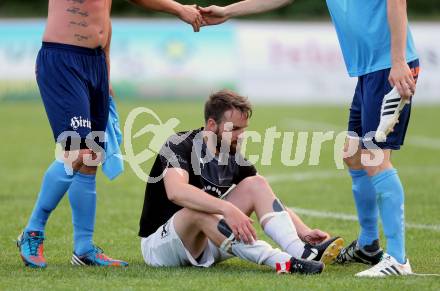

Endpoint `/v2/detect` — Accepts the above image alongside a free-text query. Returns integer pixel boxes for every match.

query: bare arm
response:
[128,0,183,17]
[223,0,293,18]
[199,0,293,26]
[164,168,257,243]
[164,168,230,214]
[387,0,416,100]
[127,0,202,32]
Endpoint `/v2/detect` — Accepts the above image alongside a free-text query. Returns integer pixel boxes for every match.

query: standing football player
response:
[199,0,419,277]
[17,0,203,268]
[139,89,344,274]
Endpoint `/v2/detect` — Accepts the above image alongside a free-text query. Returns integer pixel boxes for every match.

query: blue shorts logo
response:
[70,116,91,130]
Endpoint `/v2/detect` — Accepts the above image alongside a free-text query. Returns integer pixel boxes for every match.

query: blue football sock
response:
[349,169,379,248]
[25,160,75,232]
[372,168,406,264]
[68,172,96,256]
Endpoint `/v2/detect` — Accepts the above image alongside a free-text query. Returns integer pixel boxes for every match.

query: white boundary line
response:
[265,168,440,232]
[266,166,440,183]
[411,273,440,277]
[266,170,342,183]
[289,207,440,232]
[281,118,440,150]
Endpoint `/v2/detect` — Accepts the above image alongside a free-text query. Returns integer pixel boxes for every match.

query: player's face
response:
[216,109,249,154]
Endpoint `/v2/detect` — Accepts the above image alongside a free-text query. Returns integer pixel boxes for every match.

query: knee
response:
[364,163,393,177]
[363,155,393,177]
[69,149,101,171]
[69,149,90,170]
[343,138,362,170]
[343,154,362,170]
[179,208,211,228]
[361,149,393,176]
[240,175,271,193]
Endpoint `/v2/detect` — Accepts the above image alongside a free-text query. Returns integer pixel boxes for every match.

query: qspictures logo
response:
[56,107,393,183]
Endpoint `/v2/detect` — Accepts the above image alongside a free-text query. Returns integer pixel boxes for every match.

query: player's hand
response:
[178,5,203,32]
[301,229,330,245]
[389,60,416,102]
[198,5,229,26]
[223,203,257,244]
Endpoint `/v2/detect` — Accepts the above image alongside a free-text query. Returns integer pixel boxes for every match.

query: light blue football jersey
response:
[326,0,418,77]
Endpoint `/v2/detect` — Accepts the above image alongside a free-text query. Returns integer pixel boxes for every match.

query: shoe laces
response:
[337,241,356,262]
[91,246,113,262]
[26,233,44,256]
[290,259,305,271]
[93,245,104,254]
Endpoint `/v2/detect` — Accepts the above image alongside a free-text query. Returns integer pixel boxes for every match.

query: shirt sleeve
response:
[234,158,257,184]
[158,134,192,173]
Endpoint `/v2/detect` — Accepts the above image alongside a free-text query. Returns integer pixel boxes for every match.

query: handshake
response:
[177,4,229,32]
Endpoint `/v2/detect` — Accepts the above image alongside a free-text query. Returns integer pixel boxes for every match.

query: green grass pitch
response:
[0,101,439,290]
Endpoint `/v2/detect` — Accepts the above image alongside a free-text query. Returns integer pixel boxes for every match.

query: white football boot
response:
[355,253,413,277]
[375,87,409,143]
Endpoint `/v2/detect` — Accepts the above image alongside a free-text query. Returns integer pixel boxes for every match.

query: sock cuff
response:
[261,211,289,228]
[371,168,398,185]
[349,168,368,178]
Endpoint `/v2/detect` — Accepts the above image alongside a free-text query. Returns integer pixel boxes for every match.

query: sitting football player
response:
[138,90,344,275]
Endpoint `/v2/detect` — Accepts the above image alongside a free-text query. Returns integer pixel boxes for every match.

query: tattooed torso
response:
[43,0,112,48]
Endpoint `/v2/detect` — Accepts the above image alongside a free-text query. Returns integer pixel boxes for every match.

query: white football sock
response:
[226,240,291,269]
[261,211,306,259]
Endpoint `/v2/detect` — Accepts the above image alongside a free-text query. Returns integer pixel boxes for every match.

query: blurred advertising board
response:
[0,19,438,103]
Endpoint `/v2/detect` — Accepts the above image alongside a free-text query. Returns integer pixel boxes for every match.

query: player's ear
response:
[206,117,218,131]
